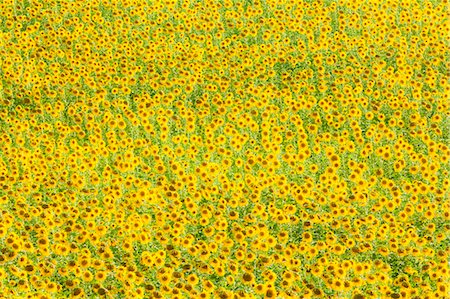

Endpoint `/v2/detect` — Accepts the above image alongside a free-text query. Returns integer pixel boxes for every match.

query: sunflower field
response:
[0,0,449,298]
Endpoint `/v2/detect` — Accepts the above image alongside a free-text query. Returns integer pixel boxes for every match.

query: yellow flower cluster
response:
[0,0,449,298]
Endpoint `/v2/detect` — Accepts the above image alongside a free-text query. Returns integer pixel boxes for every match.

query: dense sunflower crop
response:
[0,0,449,298]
